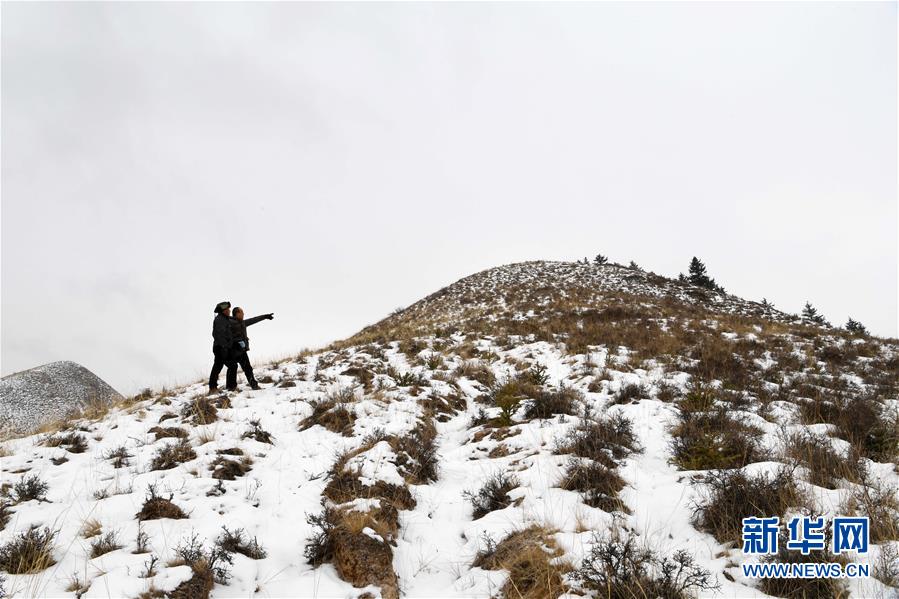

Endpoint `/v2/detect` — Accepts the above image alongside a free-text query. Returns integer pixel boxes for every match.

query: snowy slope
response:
[1,261,897,599]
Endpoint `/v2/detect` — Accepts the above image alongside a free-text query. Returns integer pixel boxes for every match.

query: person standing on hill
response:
[209,301,236,393]
[227,307,274,391]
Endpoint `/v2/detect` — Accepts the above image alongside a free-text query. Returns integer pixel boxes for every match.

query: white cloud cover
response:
[2,2,896,392]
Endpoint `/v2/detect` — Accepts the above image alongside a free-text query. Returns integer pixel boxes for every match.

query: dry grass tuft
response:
[103,445,133,469]
[215,526,266,559]
[559,459,628,513]
[80,518,102,539]
[473,525,571,599]
[299,396,357,436]
[0,526,57,574]
[210,456,253,481]
[389,419,439,484]
[43,432,88,454]
[242,419,274,444]
[559,412,640,468]
[304,507,400,599]
[465,472,520,519]
[135,485,187,521]
[150,439,196,471]
[167,535,232,599]
[12,474,48,503]
[181,396,219,425]
[148,426,188,440]
[89,530,122,558]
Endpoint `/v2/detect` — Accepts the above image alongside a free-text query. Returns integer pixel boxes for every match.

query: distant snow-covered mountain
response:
[0,361,123,436]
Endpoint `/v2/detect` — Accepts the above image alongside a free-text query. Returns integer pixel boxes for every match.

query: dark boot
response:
[249,381,260,390]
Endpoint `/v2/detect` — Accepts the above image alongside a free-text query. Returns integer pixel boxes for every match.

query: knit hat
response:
[214,301,231,314]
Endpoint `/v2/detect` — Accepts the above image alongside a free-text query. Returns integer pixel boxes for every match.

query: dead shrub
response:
[0,503,10,531]
[65,574,89,597]
[390,420,439,484]
[242,419,274,444]
[833,396,898,463]
[89,530,122,558]
[842,480,899,543]
[559,459,627,513]
[103,446,133,469]
[612,382,646,405]
[168,534,232,599]
[464,472,520,519]
[12,474,48,503]
[150,439,196,471]
[472,526,570,599]
[783,431,863,489]
[559,412,639,468]
[304,508,339,565]
[524,386,581,419]
[43,432,88,453]
[215,526,267,559]
[135,484,187,521]
[654,381,681,403]
[0,526,56,574]
[574,531,718,598]
[693,468,805,545]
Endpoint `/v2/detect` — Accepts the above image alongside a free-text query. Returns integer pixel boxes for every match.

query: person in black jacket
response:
[227,307,274,390]
[208,301,237,393]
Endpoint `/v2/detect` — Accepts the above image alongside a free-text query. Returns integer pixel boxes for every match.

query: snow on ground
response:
[1,261,897,598]
[1,334,896,598]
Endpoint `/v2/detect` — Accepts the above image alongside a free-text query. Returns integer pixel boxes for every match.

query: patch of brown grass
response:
[150,439,197,471]
[473,525,571,599]
[181,396,218,425]
[210,456,253,481]
[148,426,188,440]
[135,485,187,521]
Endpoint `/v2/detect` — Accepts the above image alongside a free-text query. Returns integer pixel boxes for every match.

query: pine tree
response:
[686,257,724,293]
[628,261,642,271]
[801,302,829,326]
[761,298,774,310]
[845,317,868,335]
[594,254,608,265]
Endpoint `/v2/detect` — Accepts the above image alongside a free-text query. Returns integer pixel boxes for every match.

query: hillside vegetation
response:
[0,260,896,598]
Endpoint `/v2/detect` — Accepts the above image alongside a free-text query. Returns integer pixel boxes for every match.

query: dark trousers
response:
[209,348,236,389]
[230,349,256,387]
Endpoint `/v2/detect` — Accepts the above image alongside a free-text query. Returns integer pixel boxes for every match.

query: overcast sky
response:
[2,2,896,394]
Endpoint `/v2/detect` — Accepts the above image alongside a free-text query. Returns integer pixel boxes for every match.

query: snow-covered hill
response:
[0,361,123,437]
[1,261,897,599]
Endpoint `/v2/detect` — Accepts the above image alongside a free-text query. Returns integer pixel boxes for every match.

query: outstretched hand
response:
[266,313,275,320]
